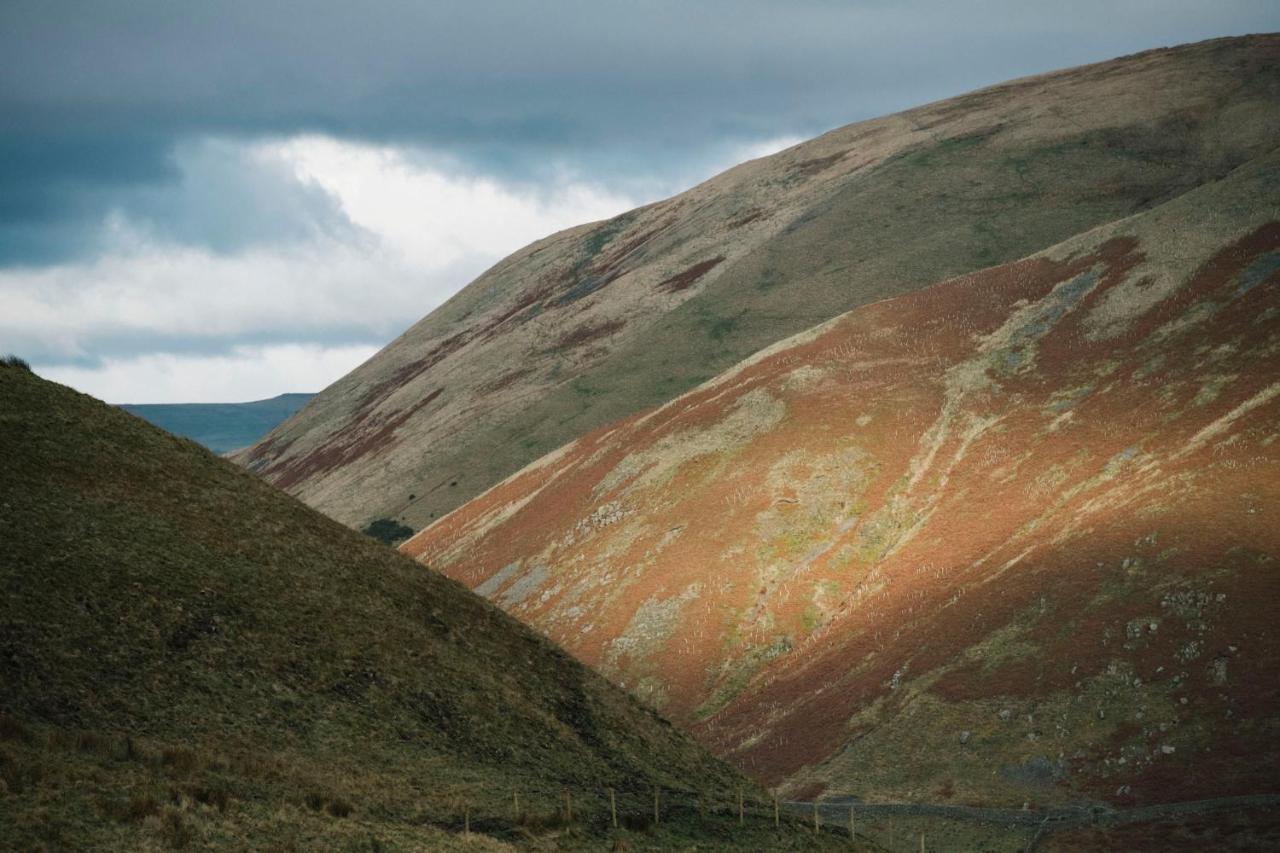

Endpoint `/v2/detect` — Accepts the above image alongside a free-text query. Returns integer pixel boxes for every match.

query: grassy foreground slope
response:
[0,366,832,850]
[121,393,315,454]
[406,146,1280,810]
[238,35,1279,536]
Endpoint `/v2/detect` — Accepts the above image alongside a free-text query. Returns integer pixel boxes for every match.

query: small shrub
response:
[0,748,42,793]
[104,793,162,823]
[0,714,31,743]
[326,798,354,818]
[159,807,193,848]
[2,354,31,371]
[161,746,201,773]
[119,734,151,763]
[76,730,111,754]
[183,784,230,812]
[362,518,414,546]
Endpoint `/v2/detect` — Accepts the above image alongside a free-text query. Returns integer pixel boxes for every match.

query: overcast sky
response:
[2,1,1276,402]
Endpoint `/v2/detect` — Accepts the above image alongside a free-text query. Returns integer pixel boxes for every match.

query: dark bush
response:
[362,518,414,546]
[2,354,31,371]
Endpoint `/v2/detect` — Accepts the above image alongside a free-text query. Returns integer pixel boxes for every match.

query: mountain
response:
[236,35,1280,539]
[121,393,314,454]
[0,364,819,850]
[404,144,1280,812]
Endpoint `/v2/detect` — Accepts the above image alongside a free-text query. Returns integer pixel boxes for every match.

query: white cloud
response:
[728,134,806,164]
[266,136,637,269]
[1,134,643,401]
[37,344,380,404]
[3,131,801,403]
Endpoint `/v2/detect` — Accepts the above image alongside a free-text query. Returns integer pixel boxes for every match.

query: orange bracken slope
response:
[404,148,1280,807]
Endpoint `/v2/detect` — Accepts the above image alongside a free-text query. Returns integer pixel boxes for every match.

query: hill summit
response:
[238,35,1280,542]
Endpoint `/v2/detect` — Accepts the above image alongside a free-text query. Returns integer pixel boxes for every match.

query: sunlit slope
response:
[239,35,1280,536]
[406,147,1280,807]
[0,366,753,849]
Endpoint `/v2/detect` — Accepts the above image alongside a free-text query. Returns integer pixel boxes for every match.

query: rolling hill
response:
[121,393,314,454]
[0,363,833,850]
[237,34,1280,539]
[404,142,1280,814]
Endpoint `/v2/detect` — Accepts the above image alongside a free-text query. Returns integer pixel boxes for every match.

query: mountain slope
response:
[238,34,1280,536]
[0,366,799,850]
[121,392,314,454]
[404,146,1280,809]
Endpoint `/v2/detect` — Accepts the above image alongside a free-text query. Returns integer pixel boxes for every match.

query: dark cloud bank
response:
[3,0,1276,267]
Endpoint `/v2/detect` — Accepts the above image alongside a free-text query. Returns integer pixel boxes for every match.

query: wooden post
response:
[920,831,925,852]
[738,788,744,825]
[464,802,470,838]
[513,790,520,822]
[773,795,779,828]
[609,787,618,829]
[653,784,660,825]
[813,801,820,832]
[565,789,573,823]
[849,805,855,840]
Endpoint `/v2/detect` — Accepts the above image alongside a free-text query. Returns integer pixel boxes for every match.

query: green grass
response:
[0,365,856,850]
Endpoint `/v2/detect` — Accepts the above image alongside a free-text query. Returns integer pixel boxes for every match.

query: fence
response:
[436,781,1280,848]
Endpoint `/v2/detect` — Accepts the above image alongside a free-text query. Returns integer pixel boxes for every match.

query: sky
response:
[2,1,1276,403]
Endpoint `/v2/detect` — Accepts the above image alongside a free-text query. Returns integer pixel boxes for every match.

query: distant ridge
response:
[122,392,314,454]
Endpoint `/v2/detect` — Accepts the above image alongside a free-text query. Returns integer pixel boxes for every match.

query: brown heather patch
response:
[266,387,445,490]
[556,318,627,351]
[656,257,726,293]
[787,151,847,179]
[727,209,766,229]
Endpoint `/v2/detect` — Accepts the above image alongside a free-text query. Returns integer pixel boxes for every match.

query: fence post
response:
[738,788,744,826]
[654,784,660,825]
[773,795,779,828]
[565,789,572,823]
[849,805,855,840]
[920,831,926,852]
[513,790,520,822]
[813,801,820,832]
[464,802,470,838]
[610,787,618,829]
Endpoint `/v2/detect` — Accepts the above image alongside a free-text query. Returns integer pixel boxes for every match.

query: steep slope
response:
[239,34,1280,536]
[404,147,1280,810]
[0,366,798,850]
[121,392,314,454]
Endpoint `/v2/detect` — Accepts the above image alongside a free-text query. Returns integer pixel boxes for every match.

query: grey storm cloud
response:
[3,0,1277,266]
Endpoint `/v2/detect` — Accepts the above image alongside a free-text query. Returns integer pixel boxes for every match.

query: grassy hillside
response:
[0,364,841,850]
[405,145,1280,814]
[237,35,1279,537]
[121,393,314,454]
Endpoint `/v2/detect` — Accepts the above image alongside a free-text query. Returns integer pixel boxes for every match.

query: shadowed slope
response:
[405,147,1280,808]
[239,35,1280,536]
[0,367,776,850]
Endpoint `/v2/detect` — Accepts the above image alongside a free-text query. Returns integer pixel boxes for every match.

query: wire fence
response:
[429,781,1280,848]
